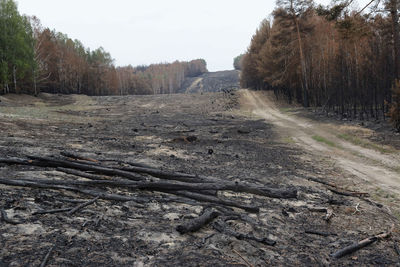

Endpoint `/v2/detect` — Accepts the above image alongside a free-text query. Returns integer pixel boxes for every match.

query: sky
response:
[16,0,369,72]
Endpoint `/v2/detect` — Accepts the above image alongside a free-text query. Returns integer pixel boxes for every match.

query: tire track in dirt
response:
[185,77,203,93]
[240,89,400,194]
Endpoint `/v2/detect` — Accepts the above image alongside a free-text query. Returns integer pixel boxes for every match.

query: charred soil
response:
[0,91,399,266]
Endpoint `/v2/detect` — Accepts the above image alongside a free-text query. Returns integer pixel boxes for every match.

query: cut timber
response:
[331,225,394,259]
[176,208,221,234]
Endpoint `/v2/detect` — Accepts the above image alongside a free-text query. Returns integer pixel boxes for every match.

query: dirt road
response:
[241,89,400,200]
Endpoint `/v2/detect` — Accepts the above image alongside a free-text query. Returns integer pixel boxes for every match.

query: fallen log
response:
[176,208,221,234]
[331,225,394,259]
[213,220,276,246]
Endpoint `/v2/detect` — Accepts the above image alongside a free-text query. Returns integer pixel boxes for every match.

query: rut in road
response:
[240,89,400,195]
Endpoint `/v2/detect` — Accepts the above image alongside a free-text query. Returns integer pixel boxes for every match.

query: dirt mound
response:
[179,70,240,94]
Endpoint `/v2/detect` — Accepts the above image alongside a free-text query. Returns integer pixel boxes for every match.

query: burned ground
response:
[0,92,399,266]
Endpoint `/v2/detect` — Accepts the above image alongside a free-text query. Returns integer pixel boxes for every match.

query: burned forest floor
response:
[0,91,400,266]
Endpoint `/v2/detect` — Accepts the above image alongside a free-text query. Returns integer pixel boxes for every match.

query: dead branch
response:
[213,220,276,246]
[305,230,337,237]
[33,208,73,215]
[176,208,221,234]
[232,249,254,267]
[67,196,99,215]
[40,245,55,267]
[304,176,369,197]
[174,191,260,213]
[331,225,395,259]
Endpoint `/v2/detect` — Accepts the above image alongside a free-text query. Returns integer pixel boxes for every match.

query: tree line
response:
[0,0,207,96]
[240,0,400,130]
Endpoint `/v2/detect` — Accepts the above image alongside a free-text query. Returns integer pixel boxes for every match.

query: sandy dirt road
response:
[240,89,400,197]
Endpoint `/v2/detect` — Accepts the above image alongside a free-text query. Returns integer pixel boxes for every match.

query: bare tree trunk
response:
[13,66,17,93]
[293,10,309,107]
[390,0,400,80]
[33,68,37,96]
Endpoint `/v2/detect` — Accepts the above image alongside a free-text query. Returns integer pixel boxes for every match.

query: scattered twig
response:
[331,224,395,259]
[1,208,21,224]
[67,196,99,215]
[233,249,254,267]
[40,245,55,267]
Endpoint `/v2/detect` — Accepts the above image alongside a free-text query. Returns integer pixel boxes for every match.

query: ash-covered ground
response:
[0,92,399,266]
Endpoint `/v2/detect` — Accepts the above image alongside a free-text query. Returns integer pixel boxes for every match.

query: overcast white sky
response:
[16,0,369,71]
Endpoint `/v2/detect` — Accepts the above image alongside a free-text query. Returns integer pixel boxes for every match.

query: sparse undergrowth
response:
[312,135,339,148]
[337,133,394,154]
